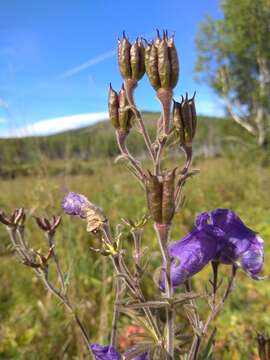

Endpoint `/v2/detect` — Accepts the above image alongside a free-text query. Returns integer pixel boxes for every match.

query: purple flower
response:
[62,191,90,218]
[196,209,264,279]
[90,344,121,360]
[160,225,222,289]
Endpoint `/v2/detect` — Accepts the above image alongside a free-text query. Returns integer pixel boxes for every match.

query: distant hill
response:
[0,112,255,178]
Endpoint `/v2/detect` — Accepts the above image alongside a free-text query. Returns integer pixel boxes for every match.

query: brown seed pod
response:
[145,171,163,223]
[108,84,120,129]
[168,35,179,89]
[180,94,193,143]
[173,100,185,146]
[158,35,171,90]
[118,33,132,79]
[162,169,176,224]
[118,85,133,133]
[145,42,160,90]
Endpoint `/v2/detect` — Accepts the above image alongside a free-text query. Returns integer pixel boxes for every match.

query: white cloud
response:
[0,112,108,138]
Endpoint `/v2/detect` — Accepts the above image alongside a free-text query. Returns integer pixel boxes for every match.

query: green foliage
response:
[0,152,269,359]
[195,0,270,147]
[0,113,258,179]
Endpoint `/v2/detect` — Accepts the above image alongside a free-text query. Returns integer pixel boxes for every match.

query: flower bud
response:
[162,169,176,224]
[145,171,163,224]
[108,84,120,129]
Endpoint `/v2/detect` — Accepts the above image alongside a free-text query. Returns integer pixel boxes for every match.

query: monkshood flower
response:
[195,208,264,279]
[62,192,107,233]
[90,344,149,360]
[62,191,90,218]
[160,225,223,289]
[90,344,121,360]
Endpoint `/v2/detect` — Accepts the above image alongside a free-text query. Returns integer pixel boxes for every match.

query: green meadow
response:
[0,114,269,359]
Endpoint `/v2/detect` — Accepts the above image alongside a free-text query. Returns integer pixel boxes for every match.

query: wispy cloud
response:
[60,49,116,79]
[60,31,154,79]
[0,112,108,138]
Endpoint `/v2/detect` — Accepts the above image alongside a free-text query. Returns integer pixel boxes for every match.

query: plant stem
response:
[110,278,122,348]
[47,232,66,291]
[188,265,237,360]
[154,223,175,359]
[7,227,92,357]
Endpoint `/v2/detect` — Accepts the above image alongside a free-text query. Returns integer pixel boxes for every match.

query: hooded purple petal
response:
[196,209,264,278]
[161,226,221,289]
[62,191,90,218]
[90,344,121,360]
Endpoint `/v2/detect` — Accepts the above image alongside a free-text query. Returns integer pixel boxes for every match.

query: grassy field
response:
[0,116,269,359]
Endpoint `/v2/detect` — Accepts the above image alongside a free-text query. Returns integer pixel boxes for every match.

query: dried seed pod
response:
[118,33,145,83]
[158,34,171,89]
[168,35,179,89]
[162,169,176,224]
[137,38,145,80]
[189,93,197,139]
[118,32,132,79]
[130,40,140,80]
[173,100,185,146]
[118,85,133,133]
[108,84,120,129]
[130,38,145,81]
[180,93,197,143]
[145,171,163,223]
[145,42,160,90]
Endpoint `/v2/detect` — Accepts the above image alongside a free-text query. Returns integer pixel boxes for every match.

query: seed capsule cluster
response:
[145,169,176,224]
[145,31,179,91]
[173,93,197,146]
[118,33,145,82]
[108,84,133,134]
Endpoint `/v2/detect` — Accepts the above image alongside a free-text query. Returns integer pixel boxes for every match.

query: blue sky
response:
[0,0,223,137]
